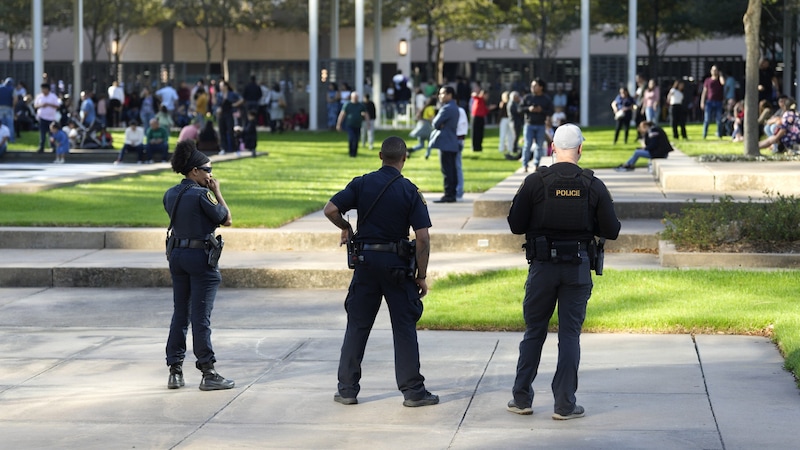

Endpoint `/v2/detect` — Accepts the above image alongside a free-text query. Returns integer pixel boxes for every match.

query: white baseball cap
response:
[552,123,585,150]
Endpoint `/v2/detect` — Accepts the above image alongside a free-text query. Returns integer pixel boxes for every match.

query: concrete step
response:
[0,220,663,253]
[0,249,662,288]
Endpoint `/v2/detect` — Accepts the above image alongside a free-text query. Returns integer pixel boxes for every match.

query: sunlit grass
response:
[422,268,800,383]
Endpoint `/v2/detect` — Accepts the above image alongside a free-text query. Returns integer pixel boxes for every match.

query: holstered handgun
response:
[398,239,417,277]
[346,224,357,269]
[589,238,605,275]
[165,231,176,261]
[207,235,224,268]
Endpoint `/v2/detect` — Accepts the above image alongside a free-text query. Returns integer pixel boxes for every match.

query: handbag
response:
[614,109,626,120]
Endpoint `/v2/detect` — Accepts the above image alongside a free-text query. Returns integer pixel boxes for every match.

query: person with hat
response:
[506,123,621,420]
[163,140,234,391]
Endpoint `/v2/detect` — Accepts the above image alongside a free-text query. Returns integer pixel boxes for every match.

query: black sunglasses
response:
[196,166,212,173]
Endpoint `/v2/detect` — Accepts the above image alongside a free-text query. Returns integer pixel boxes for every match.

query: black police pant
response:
[166,247,220,369]
[337,251,427,401]
[512,254,592,415]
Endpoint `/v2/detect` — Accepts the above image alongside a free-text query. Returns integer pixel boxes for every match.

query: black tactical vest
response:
[535,166,594,232]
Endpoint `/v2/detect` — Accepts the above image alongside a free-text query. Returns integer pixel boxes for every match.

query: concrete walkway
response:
[1,151,799,448]
[1,287,798,449]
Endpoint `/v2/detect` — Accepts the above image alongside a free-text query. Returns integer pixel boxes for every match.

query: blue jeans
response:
[512,254,593,414]
[625,149,652,167]
[147,142,169,162]
[703,100,723,138]
[166,247,221,367]
[117,144,145,162]
[523,124,546,169]
[38,118,52,152]
[0,106,15,143]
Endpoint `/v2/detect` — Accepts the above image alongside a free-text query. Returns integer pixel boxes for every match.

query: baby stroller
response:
[70,115,112,149]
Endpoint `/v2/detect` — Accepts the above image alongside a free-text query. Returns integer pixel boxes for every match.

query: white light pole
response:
[580,0,589,127]
[33,0,43,86]
[309,0,319,130]
[73,0,83,105]
[355,0,364,97]
[628,0,637,95]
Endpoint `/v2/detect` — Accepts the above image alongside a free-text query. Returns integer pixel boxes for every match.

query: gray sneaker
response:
[333,392,358,405]
[403,391,439,407]
[506,400,533,415]
[552,405,585,420]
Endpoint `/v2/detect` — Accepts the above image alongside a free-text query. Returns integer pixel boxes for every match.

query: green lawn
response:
[423,268,800,386]
[2,122,751,227]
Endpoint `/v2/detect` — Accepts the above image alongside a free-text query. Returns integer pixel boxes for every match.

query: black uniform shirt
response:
[330,165,431,243]
[163,179,229,240]
[507,162,621,241]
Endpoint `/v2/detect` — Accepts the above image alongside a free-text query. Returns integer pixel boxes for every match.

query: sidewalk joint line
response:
[448,339,499,449]
[169,340,309,450]
[692,334,726,450]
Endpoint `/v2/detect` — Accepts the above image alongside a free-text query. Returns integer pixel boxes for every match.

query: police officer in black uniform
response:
[163,140,234,391]
[506,124,621,419]
[323,136,439,407]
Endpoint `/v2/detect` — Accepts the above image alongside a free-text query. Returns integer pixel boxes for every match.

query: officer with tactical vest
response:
[506,123,621,420]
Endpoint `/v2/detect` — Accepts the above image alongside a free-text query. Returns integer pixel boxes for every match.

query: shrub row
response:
[661,193,800,252]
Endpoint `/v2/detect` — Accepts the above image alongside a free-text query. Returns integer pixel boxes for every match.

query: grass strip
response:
[421,268,800,385]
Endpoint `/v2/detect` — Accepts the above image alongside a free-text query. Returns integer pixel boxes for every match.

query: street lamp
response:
[397,38,408,57]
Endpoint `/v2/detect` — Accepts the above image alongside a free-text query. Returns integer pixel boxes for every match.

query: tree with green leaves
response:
[502,0,581,61]
[165,0,272,81]
[0,0,71,62]
[592,0,748,79]
[408,0,505,84]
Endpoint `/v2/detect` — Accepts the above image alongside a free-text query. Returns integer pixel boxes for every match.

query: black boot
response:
[168,362,185,389]
[198,362,235,391]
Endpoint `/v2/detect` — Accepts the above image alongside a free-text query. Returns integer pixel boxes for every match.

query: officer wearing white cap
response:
[506,123,621,420]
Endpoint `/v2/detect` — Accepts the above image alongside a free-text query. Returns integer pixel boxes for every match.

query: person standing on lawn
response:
[506,123,621,420]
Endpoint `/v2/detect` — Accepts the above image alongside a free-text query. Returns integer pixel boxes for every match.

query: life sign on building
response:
[0,36,49,51]
[474,38,519,51]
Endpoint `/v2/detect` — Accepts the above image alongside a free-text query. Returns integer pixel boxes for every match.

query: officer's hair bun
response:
[171,140,196,174]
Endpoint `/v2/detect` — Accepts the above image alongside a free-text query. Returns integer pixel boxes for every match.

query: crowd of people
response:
[0,74,317,163]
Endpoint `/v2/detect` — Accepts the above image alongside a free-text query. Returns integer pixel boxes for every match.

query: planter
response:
[659,241,800,268]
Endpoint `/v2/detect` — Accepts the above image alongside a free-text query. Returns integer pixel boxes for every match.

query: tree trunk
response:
[8,34,14,62]
[436,35,444,85]
[426,20,434,84]
[221,28,229,82]
[743,0,762,157]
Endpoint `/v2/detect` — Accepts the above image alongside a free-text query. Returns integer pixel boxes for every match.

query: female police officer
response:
[163,140,234,391]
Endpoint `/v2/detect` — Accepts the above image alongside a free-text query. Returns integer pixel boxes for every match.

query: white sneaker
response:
[218,150,226,155]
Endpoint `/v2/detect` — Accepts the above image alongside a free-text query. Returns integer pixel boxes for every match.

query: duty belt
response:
[550,240,589,251]
[174,238,208,249]
[360,242,398,253]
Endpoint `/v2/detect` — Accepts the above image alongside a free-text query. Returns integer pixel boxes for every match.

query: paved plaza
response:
[1,150,799,448]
